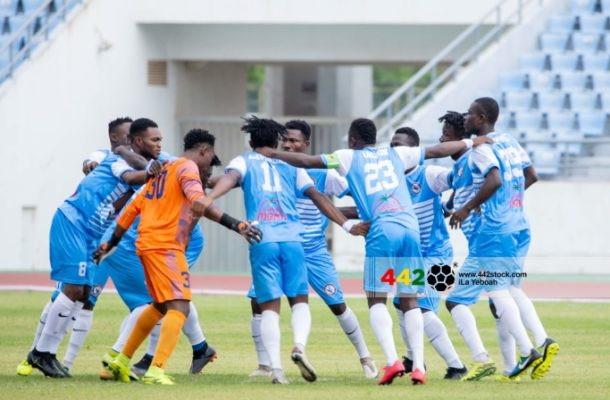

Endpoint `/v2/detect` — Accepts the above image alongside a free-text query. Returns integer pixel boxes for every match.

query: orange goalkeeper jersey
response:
[117,157,205,253]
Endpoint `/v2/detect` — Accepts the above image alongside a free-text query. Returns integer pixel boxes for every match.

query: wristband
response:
[108,233,122,248]
[461,139,473,149]
[219,213,241,232]
[342,220,356,233]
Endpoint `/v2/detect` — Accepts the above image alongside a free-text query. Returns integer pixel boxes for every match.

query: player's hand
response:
[449,207,470,230]
[256,147,276,158]
[146,160,163,178]
[82,161,99,175]
[237,221,263,245]
[472,136,494,146]
[93,242,116,265]
[349,221,370,236]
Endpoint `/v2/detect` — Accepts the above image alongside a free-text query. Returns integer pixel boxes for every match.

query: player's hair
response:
[184,128,216,151]
[285,119,312,141]
[129,118,158,138]
[108,117,133,134]
[438,111,468,139]
[241,116,286,149]
[394,126,420,146]
[349,118,376,144]
[474,97,500,124]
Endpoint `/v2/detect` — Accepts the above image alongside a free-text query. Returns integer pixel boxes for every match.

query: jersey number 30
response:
[364,160,399,194]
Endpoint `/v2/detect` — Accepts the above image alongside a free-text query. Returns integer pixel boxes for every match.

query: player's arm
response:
[257,147,327,168]
[424,136,493,159]
[201,204,262,245]
[207,170,241,199]
[338,206,360,219]
[305,187,369,236]
[82,150,108,175]
[524,166,538,190]
[112,157,162,186]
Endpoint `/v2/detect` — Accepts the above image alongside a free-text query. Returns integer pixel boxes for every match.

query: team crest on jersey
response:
[91,285,103,298]
[256,196,287,221]
[411,182,422,194]
[373,194,404,214]
[457,167,464,177]
[323,284,337,296]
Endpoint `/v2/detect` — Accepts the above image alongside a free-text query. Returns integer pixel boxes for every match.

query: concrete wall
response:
[333,181,610,275]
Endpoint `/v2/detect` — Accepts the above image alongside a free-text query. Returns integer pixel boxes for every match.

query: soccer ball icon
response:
[426,263,456,292]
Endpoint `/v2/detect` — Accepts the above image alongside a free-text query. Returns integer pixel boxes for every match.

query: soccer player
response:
[98,129,261,385]
[449,97,558,381]
[20,118,163,378]
[208,117,368,385]
[258,117,491,385]
[246,120,378,380]
[388,127,467,380]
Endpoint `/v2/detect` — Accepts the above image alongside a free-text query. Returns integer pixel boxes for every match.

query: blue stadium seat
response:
[527,72,556,91]
[0,1,18,16]
[520,53,548,71]
[21,0,45,14]
[528,145,561,176]
[504,91,533,111]
[603,0,610,13]
[536,91,567,111]
[548,15,576,33]
[598,92,610,109]
[555,130,585,155]
[582,52,609,70]
[591,71,610,89]
[540,33,570,52]
[577,14,608,33]
[558,71,589,90]
[570,91,600,110]
[496,114,511,132]
[499,71,527,91]
[547,112,577,131]
[515,111,543,131]
[571,32,602,52]
[577,110,607,136]
[548,52,580,71]
[571,0,597,13]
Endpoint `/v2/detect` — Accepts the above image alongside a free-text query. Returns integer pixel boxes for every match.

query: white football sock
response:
[63,309,93,368]
[145,321,162,356]
[494,313,516,375]
[509,286,548,347]
[450,304,489,362]
[183,302,206,346]
[30,300,52,350]
[394,307,412,359]
[112,305,147,352]
[488,290,533,356]
[423,311,463,369]
[336,307,370,359]
[404,308,425,371]
[291,303,311,350]
[261,310,282,369]
[36,293,82,353]
[251,313,270,367]
[369,303,398,366]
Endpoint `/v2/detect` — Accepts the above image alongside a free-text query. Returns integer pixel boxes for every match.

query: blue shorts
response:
[249,241,308,304]
[364,223,425,296]
[446,254,484,305]
[49,210,95,286]
[393,256,452,312]
[306,246,344,306]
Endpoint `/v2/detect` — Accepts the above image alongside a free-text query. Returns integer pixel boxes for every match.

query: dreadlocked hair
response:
[438,111,468,139]
[241,116,286,149]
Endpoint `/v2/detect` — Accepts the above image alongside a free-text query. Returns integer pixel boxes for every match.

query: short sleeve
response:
[295,168,314,196]
[393,146,425,171]
[424,166,452,194]
[111,158,135,180]
[225,156,247,183]
[177,160,205,203]
[321,149,353,176]
[324,169,350,198]
[471,145,499,176]
[85,150,108,165]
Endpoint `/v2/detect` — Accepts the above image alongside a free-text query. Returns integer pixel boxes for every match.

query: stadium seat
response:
[21,0,44,14]
[598,92,610,109]
[520,53,548,71]
[548,15,576,33]
[0,1,17,16]
[547,112,577,131]
[571,0,597,13]
[499,71,527,91]
[570,91,600,110]
[540,33,570,52]
[577,110,607,136]
[603,0,610,13]
[528,145,561,176]
[514,111,543,131]
[527,72,556,91]
[571,32,602,52]
[504,91,533,111]
[536,91,567,111]
[581,52,609,70]
[577,14,608,33]
[1,15,9,35]
[555,130,585,155]
[548,52,580,71]
[558,71,589,90]
[591,71,610,89]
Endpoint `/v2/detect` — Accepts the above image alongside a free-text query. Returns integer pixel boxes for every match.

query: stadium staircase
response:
[369,0,610,179]
[0,0,83,83]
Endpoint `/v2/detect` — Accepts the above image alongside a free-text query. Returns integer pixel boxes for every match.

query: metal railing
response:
[0,0,82,82]
[368,0,546,142]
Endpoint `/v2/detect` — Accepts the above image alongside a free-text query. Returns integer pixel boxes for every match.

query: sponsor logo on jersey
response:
[257,197,287,221]
[373,194,404,214]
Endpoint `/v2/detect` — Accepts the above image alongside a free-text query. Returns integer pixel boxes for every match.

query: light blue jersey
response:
[449,151,480,244]
[469,132,532,234]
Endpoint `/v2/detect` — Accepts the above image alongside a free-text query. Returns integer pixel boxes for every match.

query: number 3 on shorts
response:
[181,271,191,288]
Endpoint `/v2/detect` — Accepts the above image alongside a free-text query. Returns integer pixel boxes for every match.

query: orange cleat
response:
[411,368,427,385]
[378,360,405,385]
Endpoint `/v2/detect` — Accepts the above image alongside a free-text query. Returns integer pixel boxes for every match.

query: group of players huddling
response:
[15,96,558,386]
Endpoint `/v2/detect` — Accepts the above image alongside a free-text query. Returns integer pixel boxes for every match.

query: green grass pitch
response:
[1,291,609,399]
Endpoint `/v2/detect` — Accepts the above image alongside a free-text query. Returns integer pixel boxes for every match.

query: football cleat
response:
[16,360,33,376]
[509,349,542,379]
[360,357,379,379]
[190,345,217,374]
[271,368,289,384]
[444,366,468,380]
[130,355,152,378]
[142,366,175,385]
[378,360,405,385]
[249,365,272,378]
[496,374,521,383]
[411,368,427,385]
[460,360,496,381]
[108,354,132,383]
[531,338,559,380]
[291,350,317,382]
[29,351,69,378]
